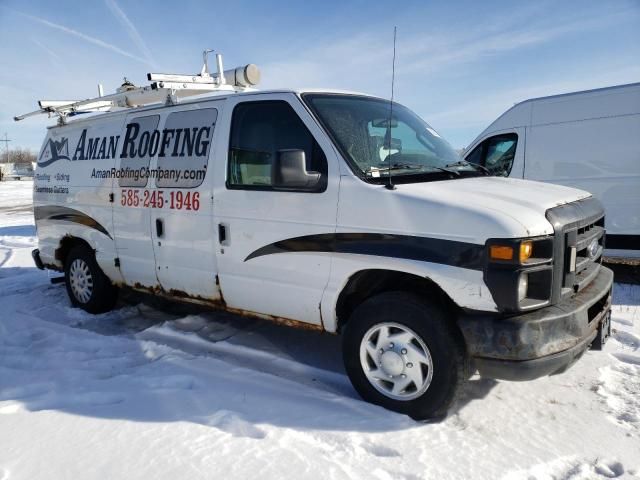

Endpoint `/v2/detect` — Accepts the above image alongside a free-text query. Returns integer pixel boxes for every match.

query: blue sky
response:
[1,0,639,151]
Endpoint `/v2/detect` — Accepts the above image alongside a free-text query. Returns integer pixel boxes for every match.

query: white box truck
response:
[464,83,640,259]
[17,53,613,419]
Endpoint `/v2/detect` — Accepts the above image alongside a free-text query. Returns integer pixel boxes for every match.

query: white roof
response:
[48,88,382,130]
[467,82,640,149]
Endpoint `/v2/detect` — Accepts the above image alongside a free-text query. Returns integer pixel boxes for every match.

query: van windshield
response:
[303,94,475,182]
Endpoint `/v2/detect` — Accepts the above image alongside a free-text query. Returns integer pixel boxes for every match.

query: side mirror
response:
[272,149,321,189]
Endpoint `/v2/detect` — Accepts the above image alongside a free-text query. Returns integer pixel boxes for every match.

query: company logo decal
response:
[37,122,212,167]
[38,138,70,167]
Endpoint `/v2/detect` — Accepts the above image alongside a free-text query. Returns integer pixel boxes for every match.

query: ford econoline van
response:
[20,59,613,419]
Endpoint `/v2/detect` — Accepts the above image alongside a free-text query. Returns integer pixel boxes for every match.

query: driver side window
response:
[227,100,327,191]
[466,133,518,177]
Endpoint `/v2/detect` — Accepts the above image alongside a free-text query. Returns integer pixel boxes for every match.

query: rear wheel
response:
[64,245,118,314]
[343,291,468,420]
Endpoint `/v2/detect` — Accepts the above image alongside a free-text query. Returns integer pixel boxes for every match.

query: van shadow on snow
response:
[0,266,497,432]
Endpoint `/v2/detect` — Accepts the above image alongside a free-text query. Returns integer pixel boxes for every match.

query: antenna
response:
[385,26,397,191]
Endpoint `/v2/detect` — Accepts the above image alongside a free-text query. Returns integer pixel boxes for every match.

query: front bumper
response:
[458,266,613,381]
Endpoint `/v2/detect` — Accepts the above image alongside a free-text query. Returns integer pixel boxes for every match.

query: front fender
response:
[321,254,496,333]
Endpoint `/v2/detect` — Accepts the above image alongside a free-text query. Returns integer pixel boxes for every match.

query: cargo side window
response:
[227,101,327,191]
[118,115,160,187]
[156,108,217,188]
[466,133,518,177]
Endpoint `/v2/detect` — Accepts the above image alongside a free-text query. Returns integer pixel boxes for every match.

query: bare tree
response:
[5,148,37,164]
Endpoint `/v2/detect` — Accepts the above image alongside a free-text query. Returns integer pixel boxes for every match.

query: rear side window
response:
[466,133,518,177]
[119,115,160,187]
[227,101,327,190]
[156,108,217,188]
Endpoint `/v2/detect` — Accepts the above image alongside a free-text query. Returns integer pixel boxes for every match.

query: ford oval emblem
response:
[588,239,599,258]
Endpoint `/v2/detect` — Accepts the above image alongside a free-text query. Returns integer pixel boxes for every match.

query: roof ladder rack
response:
[14,50,260,123]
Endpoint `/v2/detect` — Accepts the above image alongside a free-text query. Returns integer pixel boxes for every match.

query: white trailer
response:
[464,83,640,259]
[17,52,614,419]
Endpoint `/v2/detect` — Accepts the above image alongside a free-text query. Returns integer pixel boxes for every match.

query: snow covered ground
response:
[0,179,638,480]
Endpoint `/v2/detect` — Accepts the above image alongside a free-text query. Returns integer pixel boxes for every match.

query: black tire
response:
[342,291,468,420]
[64,245,118,314]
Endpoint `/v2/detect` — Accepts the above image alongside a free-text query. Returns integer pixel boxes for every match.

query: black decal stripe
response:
[34,206,112,239]
[245,233,485,270]
[606,234,639,251]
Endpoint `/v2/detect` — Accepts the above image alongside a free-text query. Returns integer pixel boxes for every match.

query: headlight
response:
[517,273,528,301]
[484,236,554,312]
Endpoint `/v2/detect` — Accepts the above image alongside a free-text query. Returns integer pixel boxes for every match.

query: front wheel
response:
[343,291,468,420]
[64,245,118,314]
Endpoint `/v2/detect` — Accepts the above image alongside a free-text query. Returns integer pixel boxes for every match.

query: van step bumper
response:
[458,266,613,381]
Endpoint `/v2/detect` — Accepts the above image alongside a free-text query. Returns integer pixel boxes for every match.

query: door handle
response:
[156,218,164,238]
[218,223,228,245]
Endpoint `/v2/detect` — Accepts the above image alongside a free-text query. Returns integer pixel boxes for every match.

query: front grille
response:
[567,217,605,292]
[545,197,606,304]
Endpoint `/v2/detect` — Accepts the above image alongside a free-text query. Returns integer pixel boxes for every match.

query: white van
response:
[464,83,640,259]
[20,57,613,419]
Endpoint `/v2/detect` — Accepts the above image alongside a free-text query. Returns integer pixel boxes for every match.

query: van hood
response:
[401,176,592,209]
[394,176,592,239]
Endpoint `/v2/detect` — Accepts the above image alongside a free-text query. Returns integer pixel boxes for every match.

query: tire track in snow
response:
[0,248,11,267]
[612,330,640,350]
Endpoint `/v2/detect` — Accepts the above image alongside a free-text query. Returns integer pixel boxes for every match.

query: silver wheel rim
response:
[359,322,434,401]
[69,258,93,304]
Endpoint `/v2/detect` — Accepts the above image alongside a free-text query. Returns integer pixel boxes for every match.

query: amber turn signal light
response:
[489,245,514,260]
[520,241,533,262]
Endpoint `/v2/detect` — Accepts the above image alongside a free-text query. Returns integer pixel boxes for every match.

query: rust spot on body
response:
[124,282,323,332]
[166,288,226,309]
[223,310,324,332]
[132,282,163,295]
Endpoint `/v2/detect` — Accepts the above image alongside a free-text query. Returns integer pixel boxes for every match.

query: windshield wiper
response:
[368,163,457,175]
[445,160,491,175]
[386,162,427,170]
